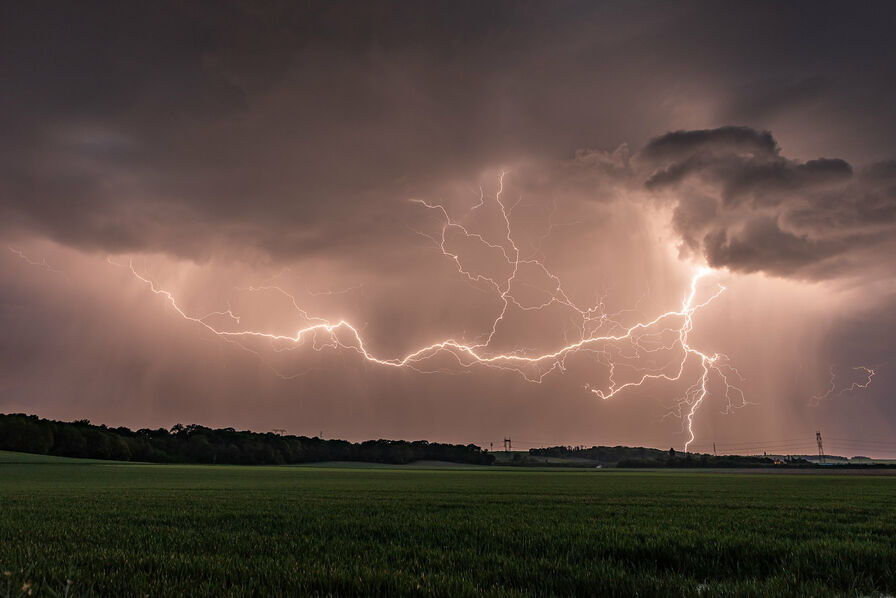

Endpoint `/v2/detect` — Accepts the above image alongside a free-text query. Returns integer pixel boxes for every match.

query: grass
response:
[1,451,894,596]
[0,451,110,465]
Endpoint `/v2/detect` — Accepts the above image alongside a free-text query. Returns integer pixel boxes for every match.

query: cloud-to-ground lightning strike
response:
[120,173,746,450]
[809,365,876,405]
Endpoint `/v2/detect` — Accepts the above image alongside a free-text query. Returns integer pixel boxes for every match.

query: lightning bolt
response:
[116,172,746,449]
[809,365,876,405]
[8,246,65,276]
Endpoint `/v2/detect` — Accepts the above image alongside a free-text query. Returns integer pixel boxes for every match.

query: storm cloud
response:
[3,1,896,263]
[641,127,896,278]
[2,1,895,453]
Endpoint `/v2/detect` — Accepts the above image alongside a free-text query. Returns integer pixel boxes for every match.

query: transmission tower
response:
[816,430,825,464]
[503,437,512,452]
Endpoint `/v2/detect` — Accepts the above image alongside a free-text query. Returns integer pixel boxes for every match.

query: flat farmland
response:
[1,453,894,597]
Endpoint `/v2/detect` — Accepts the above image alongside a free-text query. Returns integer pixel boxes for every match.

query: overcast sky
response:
[2,1,895,456]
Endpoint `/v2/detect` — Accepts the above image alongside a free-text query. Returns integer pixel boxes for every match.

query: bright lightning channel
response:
[120,172,748,450]
[809,365,876,405]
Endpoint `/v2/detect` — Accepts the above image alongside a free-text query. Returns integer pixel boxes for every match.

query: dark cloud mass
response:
[1,1,895,451]
[2,1,896,263]
[641,127,896,278]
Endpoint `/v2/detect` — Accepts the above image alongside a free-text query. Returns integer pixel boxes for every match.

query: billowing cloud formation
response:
[641,127,896,278]
[3,1,896,265]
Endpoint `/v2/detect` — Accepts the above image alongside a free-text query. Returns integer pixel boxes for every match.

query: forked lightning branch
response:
[121,173,750,450]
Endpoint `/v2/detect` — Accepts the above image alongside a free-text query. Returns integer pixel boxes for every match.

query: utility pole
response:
[713,442,716,456]
[489,442,493,452]
[503,437,512,452]
[816,430,825,464]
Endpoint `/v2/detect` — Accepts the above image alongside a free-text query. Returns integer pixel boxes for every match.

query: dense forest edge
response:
[0,413,494,465]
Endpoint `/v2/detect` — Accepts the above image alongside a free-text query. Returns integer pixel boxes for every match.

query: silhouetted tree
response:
[0,413,496,466]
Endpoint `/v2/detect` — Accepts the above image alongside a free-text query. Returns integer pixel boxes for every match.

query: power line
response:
[827,438,896,447]
[479,435,896,456]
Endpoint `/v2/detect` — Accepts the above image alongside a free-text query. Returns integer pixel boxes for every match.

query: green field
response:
[1,452,894,597]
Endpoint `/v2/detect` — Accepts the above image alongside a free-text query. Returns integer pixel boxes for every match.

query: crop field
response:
[1,452,894,597]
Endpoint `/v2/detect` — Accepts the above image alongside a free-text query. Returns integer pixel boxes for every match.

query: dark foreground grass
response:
[1,453,894,597]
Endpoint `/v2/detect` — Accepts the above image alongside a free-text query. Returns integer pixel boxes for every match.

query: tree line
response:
[530,444,674,465]
[0,413,495,465]
[529,445,811,467]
